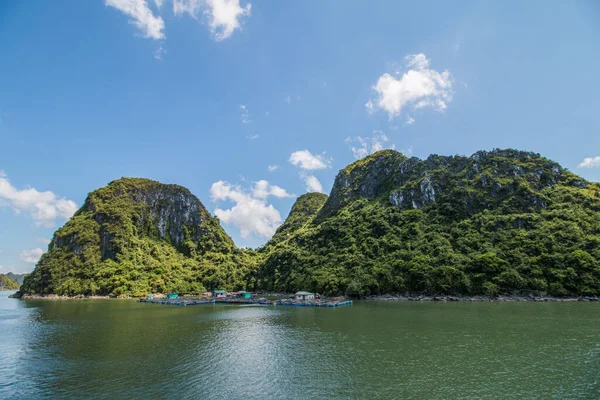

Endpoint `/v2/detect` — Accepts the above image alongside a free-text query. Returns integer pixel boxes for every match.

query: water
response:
[2,291,600,399]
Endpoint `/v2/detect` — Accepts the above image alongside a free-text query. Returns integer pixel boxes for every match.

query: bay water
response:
[2,291,600,399]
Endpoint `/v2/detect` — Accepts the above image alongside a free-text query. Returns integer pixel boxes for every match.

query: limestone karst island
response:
[14,149,600,300]
[3,1,600,399]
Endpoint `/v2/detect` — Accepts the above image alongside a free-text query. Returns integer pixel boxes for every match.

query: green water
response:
[2,291,600,399]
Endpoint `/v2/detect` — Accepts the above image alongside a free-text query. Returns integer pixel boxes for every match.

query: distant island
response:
[0,274,20,290]
[16,148,600,299]
[6,272,28,285]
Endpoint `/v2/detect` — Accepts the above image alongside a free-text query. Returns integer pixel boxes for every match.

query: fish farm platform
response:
[138,298,216,306]
[277,300,353,307]
[138,298,353,308]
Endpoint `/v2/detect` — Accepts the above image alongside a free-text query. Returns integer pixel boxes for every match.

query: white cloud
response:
[205,0,251,40]
[302,175,324,193]
[20,248,44,264]
[210,180,294,239]
[289,150,331,170]
[0,171,78,227]
[173,0,251,41]
[240,104,252,124]
[345,131,395,160]
[251,180,294,200]
[36,238,51,246]
[105,0,166,40]
[247,134,259,140]
[108,0,251,43]
[579,156,600,169]
[284,95,292,105]
[406,116,415,125]
[153,44,166,59]
[267,165,279,172]
[367,54,452,120]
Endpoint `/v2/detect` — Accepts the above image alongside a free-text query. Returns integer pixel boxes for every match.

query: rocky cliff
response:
[319,149,575,219]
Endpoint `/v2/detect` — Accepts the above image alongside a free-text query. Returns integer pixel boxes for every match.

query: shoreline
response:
[11,293,123,300]
[366,294,600,302]
[10,292,600,302]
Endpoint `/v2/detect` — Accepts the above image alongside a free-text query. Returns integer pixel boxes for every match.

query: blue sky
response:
[1,0,600,274]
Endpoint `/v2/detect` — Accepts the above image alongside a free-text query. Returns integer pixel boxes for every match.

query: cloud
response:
[579,156,600,169]
[406,116,415,125]
[240,104,251,124]
[20,248,44,264]
[289,150,331,170]
[302,175,324,193]
[251,180,294,200]
[0,171,78,227]
[345,131,395,160]
[173,0,251,41]
[105,0,166,40]
[284,95,292,105]
[367,54,452,121]
[108,0,251,43]
[247,134,259,140]
[267,165,279,172]
[210,180,294,239]
[153,44,166,59]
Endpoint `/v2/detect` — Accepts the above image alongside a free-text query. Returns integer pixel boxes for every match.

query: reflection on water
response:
[1,291,600,399]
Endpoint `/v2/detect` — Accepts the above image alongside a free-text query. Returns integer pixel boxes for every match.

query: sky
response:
[1,0,600,274]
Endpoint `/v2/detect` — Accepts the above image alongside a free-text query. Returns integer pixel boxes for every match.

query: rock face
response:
[319,148,576,218]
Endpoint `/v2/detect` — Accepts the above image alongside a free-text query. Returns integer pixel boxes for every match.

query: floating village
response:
[138,290,353,308]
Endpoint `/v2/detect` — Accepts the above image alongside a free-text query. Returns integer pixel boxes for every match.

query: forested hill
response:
[0,274,20,290]
[20,178,257,296]
[18,149,600,298]
[256,149,600,297]
[6,272,28,285]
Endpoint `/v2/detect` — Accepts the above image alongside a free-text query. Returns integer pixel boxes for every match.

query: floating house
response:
[238,291,251,299]
[213,289,227,298]
[166,293,179,300]
[295,291,315,301]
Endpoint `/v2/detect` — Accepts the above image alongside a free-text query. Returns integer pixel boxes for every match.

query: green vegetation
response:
[6,272,28,284]
[268,192,328,246]
[21,178,259,297]
[257,149,600,297]
[0,274,20,290]
[19,149,600,298]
